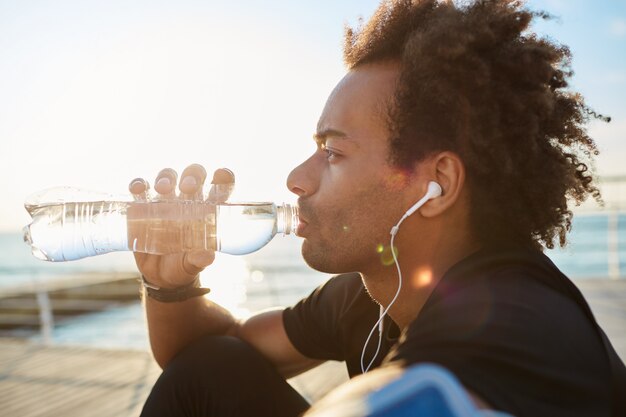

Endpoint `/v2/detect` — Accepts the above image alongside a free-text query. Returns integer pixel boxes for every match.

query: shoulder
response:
[422,247,588,319]
[317,272,366,307]
[284,272,366,320]
[412,248,601,345]
[387,247,613,416]
[281,272,369,361]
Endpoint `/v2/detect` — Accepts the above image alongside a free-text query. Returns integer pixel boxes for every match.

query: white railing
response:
[573,176,626,279]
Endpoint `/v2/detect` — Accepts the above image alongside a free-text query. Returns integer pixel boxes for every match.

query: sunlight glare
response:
[250,270,264,283]
[199,253,251,318]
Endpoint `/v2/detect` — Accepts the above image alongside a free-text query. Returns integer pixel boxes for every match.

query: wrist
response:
[141,275,210,303]
[141,274,195,290]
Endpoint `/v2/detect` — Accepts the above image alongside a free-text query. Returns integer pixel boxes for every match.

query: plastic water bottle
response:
[22,187,299,262]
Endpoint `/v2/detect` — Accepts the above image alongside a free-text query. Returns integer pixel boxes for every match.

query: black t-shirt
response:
[282,247,626,417]
[283,271,400,377]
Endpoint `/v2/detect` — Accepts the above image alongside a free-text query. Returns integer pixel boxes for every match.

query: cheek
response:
[320,182,402,243]
[383,170,411,190]
[301,178,408,273]
[312,159,409,235]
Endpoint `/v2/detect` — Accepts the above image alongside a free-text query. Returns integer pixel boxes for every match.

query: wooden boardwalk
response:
[0,339,160,417]
[0,339,348,417]
[0,278,623,417]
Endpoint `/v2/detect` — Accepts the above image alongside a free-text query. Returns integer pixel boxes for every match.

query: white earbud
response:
[390,181,443,237]
[404,181,443,217]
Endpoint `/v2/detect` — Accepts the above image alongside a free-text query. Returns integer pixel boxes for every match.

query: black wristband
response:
[141,275,211,303]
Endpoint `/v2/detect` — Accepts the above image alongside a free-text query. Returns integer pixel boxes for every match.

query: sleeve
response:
[384,273,612,417]
[282,273,362,362]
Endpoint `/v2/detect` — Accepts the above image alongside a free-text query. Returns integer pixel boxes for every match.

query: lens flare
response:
[412,268,433,288]
[377,244,398,266]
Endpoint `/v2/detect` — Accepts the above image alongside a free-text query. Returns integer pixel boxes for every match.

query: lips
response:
[295,218,308,237]
[295,201,312,237]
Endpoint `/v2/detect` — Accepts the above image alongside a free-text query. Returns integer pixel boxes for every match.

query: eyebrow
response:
[313,128,348,145]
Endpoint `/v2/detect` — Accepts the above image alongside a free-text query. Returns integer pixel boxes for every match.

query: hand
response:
[128,164,235,289]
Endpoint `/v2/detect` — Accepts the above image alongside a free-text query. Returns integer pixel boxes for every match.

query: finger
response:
[183,250,215,276]
[207,168,235,203]
[154,168,178,199]
[129,178,150,201]
[179,163,208,201]
[212,168,235,185]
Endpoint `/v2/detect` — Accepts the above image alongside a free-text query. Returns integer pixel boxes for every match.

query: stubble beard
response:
[299,183,403,275]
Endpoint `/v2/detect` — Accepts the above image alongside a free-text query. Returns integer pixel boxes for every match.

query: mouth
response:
[295,218,308,237]
[294,202,311,237]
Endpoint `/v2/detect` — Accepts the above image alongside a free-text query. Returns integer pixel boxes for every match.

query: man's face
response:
[287,62,415,274]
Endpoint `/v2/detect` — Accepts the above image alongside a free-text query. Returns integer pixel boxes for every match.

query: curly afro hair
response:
[344,0,605,250]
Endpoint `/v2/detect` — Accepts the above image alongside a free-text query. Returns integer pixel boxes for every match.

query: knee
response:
[143,335,311,417]
[160,334,271,388]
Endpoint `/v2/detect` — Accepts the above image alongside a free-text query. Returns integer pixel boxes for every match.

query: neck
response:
[361,222,480,330]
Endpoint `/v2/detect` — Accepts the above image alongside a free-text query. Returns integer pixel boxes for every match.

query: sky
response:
[2,0,626,232]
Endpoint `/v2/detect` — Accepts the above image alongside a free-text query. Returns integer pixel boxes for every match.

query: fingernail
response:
[131,179,144,188]
[181,176,197,188]
[156,177,171,188]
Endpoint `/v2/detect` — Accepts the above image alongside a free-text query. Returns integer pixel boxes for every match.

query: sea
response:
[1,212,625,351]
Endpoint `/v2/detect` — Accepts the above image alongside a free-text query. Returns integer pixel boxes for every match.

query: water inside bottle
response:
[126,200,217,254]
[24,201,130,261]
[24,200,283,261]
[216,203,278,255]
[126,202,281,255]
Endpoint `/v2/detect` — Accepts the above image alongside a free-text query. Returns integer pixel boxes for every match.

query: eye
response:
[322,144,339,161]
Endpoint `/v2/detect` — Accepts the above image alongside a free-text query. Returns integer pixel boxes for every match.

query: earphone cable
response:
[360,214,406,373]
[359,182,441,374]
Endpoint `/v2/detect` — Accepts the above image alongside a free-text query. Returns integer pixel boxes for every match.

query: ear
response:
[416,151,466,218]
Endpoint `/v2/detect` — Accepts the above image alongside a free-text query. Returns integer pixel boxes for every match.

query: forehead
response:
[318,62,399,138]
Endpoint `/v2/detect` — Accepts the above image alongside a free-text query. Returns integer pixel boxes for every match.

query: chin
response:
[301,239,358,274]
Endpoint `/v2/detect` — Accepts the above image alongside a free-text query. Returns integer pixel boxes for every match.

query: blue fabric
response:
[370,386,458,417]
[304,363,514,417]
[355,364,514,417]
[367,364,484,417]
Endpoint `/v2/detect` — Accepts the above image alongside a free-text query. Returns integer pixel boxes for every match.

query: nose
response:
[287,155,319,197]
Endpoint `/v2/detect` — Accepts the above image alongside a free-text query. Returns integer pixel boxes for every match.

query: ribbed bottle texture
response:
[22,187,298,262]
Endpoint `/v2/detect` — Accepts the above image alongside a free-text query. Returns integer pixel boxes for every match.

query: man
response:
[132,1,626,416]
